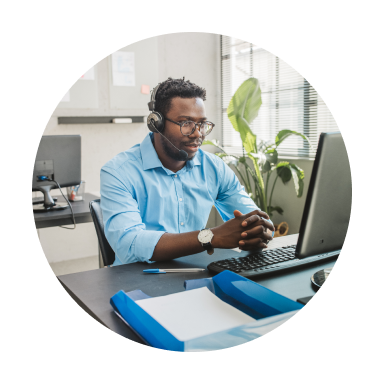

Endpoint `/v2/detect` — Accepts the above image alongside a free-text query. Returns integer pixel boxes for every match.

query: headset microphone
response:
[148,82,188,161]
[151,120,189,161]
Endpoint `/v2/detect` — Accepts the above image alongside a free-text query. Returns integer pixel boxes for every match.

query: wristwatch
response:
[198,228,214,255]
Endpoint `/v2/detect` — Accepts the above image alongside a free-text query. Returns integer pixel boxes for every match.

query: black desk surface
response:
[34,192,99,229]
[58,234,336,343]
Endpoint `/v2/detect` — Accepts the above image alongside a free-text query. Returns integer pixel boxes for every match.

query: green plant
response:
[203,77,311,217]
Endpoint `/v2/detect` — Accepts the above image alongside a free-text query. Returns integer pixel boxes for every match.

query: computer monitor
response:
[32,135,81,212]
[296,131,352,258]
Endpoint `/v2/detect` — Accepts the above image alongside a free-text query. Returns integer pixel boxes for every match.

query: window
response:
[221,36,339,158]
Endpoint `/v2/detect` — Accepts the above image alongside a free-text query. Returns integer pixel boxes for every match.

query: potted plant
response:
[203,78,312,231]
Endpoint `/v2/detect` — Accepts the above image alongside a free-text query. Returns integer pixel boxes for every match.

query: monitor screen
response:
[32,135,81,190]
[32,135,81,211]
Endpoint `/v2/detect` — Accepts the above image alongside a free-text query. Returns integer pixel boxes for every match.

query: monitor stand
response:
[33,184,68,213]
[32,196,57,205]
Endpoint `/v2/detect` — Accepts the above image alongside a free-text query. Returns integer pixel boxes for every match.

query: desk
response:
[34,192,99,229]
[35,192,103,267]
[58,234,336,343]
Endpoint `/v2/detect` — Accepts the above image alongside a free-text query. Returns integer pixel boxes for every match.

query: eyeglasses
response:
[165,117,215,136]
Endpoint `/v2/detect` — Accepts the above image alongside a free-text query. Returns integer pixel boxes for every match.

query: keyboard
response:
[207,245,339,279]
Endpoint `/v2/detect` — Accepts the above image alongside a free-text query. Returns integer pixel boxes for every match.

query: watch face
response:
[198,229,213,243]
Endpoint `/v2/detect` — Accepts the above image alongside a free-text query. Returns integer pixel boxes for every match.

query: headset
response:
[147,83,165,133]
[146,82,188,161]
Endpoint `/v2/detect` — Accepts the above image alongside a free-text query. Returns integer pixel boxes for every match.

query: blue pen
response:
[143,268,205,274]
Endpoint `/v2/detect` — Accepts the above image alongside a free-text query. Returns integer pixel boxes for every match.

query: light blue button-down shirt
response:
[100,133,268,266]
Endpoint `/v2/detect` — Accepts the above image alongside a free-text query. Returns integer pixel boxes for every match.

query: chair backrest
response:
[89,199,115,266]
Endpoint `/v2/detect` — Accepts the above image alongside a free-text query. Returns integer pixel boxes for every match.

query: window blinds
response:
[221,36,339,158]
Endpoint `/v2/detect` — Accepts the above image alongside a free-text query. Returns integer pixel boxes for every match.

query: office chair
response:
[89,199,115,266]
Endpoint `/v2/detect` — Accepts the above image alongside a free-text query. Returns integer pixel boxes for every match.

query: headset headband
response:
[148,83,161,111]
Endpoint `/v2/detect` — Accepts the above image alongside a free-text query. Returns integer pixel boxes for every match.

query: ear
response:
[147,111,164,133]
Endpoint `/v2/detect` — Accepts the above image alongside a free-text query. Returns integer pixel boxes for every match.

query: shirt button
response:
[181,222,184,226]
[174,175,177,178]
[179,198,182,201]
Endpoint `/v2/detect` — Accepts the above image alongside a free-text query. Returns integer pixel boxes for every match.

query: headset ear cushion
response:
[147,111,164,133]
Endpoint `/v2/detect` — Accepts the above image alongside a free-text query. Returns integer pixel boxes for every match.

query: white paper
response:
[80,66,95,80]
[112,51,135,86]
[184,311,298,352]
[136,287,255,341]
[61,90,70,102]
[231,247,242,253]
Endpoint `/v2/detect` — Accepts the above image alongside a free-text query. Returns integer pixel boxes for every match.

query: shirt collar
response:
[187,149,201,169]
[141,133,163,171]
[141,132,202,172]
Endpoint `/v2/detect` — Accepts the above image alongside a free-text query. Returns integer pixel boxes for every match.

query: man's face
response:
[160,97,207,161]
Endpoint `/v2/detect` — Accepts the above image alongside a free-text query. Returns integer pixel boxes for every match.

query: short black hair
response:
[154,77,206,117]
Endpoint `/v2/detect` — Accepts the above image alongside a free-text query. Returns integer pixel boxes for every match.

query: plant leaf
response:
[238,156,247,164]
[274,161,291,183]
[278,167,292,183]
[275,129,312,148]
[240,160,262,204]
[262,161,271,172]
[288,163,305,197]
[228,78,262,126]
[239,119,257,154]
[265,148,278,164]
[222,155,239,166]
[274,162,305,197]
[249,152,266,165]
[202,139,228,154]
[215,153,240,166]
[269,206,284,215]
[227,78,262,154]
[202,139,218,146]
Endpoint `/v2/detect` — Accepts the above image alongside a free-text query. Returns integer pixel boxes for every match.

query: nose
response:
[188,124,204,140]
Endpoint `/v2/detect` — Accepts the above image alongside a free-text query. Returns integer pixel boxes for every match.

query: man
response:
[100,77,274,266]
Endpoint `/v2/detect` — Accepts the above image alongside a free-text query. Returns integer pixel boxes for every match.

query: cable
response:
[38,176,76,230]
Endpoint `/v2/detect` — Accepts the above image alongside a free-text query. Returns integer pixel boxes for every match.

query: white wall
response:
[37,33,221,264]
[157,32,222,142]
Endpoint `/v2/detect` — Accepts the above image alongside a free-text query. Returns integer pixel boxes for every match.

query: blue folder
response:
[110,270,303,351]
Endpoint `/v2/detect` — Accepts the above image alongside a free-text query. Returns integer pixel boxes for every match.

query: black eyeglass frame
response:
[164,117,215,136]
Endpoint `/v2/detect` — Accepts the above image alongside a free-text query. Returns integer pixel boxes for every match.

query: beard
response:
[159,133,196,161]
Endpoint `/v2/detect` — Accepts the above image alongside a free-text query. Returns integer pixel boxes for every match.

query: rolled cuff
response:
[113,230,166,266]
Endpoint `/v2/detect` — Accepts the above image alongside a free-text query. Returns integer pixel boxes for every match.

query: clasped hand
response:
[211,209,274,251]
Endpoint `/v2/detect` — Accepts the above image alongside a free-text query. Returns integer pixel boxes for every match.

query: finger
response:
[242,227,273,243]
[257,210,270,220]
[239,237,267,250]
[241,225,265,238]
[241,215,275,232]
[262,232,273,242]
[233,210,243,218]
[260,218,274,232]
[241,209,269,223]
[242,214,261,227]
[246,209,270,220]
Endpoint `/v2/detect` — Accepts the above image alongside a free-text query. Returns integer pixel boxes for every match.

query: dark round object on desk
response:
[33,202,68,213]
[311,268,333,291]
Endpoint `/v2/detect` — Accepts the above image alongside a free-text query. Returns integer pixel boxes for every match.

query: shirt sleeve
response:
[214,159,274,236]
[100,167,166,265]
